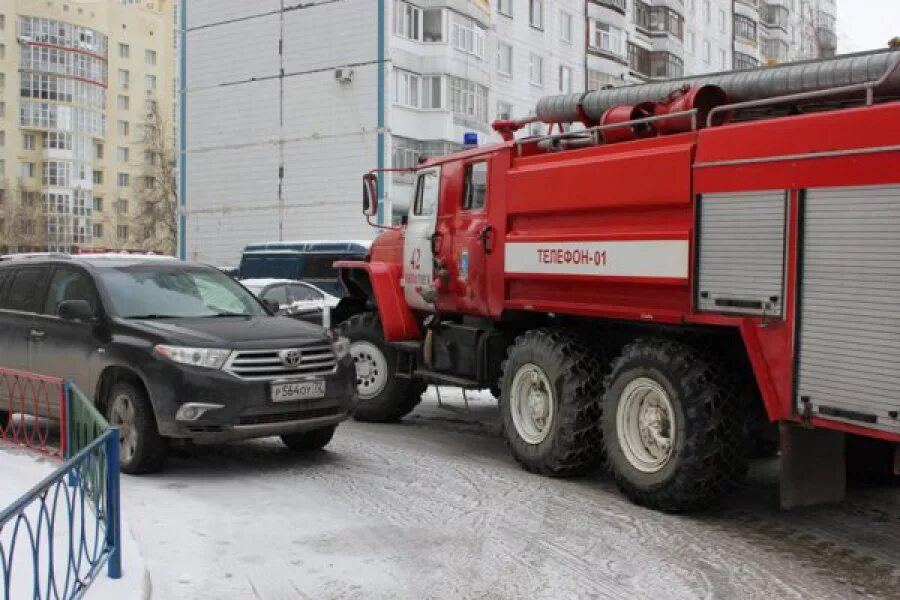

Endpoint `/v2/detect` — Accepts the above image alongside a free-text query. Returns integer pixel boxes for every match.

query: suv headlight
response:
[331,336,351,360]
[154,345,231,369]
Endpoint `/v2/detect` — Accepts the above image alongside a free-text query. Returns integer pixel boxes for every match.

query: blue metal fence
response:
[1,403,121,599]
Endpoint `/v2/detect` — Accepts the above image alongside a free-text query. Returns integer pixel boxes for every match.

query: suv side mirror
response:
[263,299,281,314]
[58,299,94,322]
[362,173,378,217]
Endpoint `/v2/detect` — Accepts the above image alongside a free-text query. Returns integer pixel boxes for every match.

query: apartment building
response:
[181,0,838,265]
[182,0,586,264]
[0,0,176,254]
[586,0,837,87]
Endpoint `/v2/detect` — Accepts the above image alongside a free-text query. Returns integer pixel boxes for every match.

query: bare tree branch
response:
[131,97,178,255]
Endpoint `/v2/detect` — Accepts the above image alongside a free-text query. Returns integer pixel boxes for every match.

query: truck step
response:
[390,340,422,354]
[413,370,482,389]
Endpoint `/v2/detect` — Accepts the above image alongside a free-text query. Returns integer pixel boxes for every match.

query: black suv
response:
[0,255,358,473]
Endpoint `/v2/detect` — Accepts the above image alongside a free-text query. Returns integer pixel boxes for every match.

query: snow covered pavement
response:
[121,390,900,599]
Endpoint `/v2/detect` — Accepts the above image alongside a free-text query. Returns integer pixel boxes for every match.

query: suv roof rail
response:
[0,252,72,262]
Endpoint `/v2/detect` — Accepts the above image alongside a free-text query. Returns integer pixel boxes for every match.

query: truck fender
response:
[336,261,420,341]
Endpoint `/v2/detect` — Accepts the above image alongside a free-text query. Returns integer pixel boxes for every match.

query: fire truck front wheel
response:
[602,338,749,512]
[500,328,606,477]
[339,313,426,423]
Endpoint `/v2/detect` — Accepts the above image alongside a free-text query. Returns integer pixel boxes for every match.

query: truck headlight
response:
[154,345,231,369]
[331,336,351,360]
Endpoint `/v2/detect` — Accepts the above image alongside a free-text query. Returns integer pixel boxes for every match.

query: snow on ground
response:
[121,389,900,600]
[0,446,149,600]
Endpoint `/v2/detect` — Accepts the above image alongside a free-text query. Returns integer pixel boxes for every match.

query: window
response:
[591,21,624,57]
[650,51,684,79]
[117,94,129,110]
[0,44,5,60]
[22,163,35,178]
[423,9,442,42]
[145,49,157,66]
[393,0,420,40]
[628,43,650,77]
[462,162,487,211]
[144,99,157,115]
[413,170,439,216]
[422,75,442,109]
[144,150,156,165]
[686,31,695,54]
[762,37,789,62]
[719,48,727,69]
[589,69,619,90]
[93,170,103,184]
[117,120,130,136]
[5,268,50,313]
[734,51,759,70]
[117,173,129,188]
[143,176,156,190]
[118,42,129,58]
[394,70,419,108]
[529,54,544,85]
[529,0,543,30]
[634,1,650,30]
[559,10,573,43]
[449,76,488,122]
[262,286,289,306]
[719,9,726,33]
[288,284,323,303]
[498,0,513,17]
[23,134,35,150]
[45,132,72,150]
[43,268,96,317]
[702,39,711,63]
[649,6,684,40]
[117,146,129,163]
[734,15,757,43]
[496,100,513,121]
[497,43,513,76]
[116,199,129,214]
[92,223,103,238]
[145,75,156,92]
[95,142,104,159]
[703,1,711,23]
[559,66,573,93]
[118,69,129,88]
[93,197,103,211]
[43,161,72,187]
[116,225,129,240]
[452,15,485,58]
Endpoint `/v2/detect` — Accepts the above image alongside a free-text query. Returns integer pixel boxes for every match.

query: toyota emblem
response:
[279,349,303,367]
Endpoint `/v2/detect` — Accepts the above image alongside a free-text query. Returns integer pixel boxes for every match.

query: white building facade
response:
[181,0,835,265]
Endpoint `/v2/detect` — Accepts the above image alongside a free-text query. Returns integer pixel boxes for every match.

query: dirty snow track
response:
[123,391,900,599]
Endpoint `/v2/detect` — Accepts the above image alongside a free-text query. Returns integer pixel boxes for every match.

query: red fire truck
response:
[336,49,900,512]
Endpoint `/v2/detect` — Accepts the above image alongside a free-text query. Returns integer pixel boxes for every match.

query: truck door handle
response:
[479,225,495,254]
[29,329,46,340]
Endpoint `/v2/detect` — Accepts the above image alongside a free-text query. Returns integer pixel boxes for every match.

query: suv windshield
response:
[98,264,267,319]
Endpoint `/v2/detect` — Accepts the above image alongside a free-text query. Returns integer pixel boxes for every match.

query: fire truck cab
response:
[338,49,900,512]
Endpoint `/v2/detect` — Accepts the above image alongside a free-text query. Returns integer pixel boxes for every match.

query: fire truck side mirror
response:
[362,174,378,217]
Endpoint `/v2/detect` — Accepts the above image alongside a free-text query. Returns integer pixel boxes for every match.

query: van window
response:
[462,162,488,211]
[43,268,97,317]
[5,267,50,313]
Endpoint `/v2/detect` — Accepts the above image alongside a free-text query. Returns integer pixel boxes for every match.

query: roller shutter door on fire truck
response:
[797,185,900,435]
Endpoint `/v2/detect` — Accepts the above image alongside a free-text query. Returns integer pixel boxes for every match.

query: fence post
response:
[65,381,75,486]
[105,429,122,579]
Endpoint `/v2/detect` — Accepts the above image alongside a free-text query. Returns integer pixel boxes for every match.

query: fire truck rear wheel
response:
[339,313,425,423]
[500,328,606,477]
[602,338,749,512]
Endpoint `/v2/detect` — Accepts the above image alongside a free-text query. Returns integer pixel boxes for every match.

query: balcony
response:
[591,0,627,14]
[761,3,789,31]
[628,42,650,78]
[817,27,837,52]
[736,0,760,9]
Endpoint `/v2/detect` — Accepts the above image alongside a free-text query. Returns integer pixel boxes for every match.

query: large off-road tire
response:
[338,313,426,422]
[106,381,168,474]
[499,328,607,477]
[281,425,337,451]
[602,338,749,512]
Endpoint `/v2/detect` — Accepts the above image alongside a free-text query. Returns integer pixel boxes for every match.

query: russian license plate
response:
[270,380,326,402]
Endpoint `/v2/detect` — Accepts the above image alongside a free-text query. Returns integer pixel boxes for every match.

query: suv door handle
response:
[29,329,46,340]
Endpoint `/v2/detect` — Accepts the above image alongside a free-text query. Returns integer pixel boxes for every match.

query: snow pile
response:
[0,447,149,599]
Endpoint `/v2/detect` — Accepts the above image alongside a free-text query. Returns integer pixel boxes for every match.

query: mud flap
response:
[779,422,846,509]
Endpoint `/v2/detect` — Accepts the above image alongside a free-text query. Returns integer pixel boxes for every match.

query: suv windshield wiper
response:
[201,312,250,318]
[126,314,182,320]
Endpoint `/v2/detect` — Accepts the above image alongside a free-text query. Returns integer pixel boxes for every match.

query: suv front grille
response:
[225,345,337,381]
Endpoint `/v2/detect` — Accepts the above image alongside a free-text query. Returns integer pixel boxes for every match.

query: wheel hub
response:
[510,364,555,445]
[351,341,389,400]
[617,377,676,473]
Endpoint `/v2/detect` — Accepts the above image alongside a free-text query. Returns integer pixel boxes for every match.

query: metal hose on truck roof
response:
[535,49,900,125]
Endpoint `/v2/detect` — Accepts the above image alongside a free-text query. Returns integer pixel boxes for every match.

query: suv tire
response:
[107,381,167,474]
[281,425,337,451]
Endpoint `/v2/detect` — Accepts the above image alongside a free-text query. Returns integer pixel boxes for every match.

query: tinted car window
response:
[43,268,97,317]
[0,270,11,306]
[288,284,323,303]
[261,285,288,305]
[5,267,50,313]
